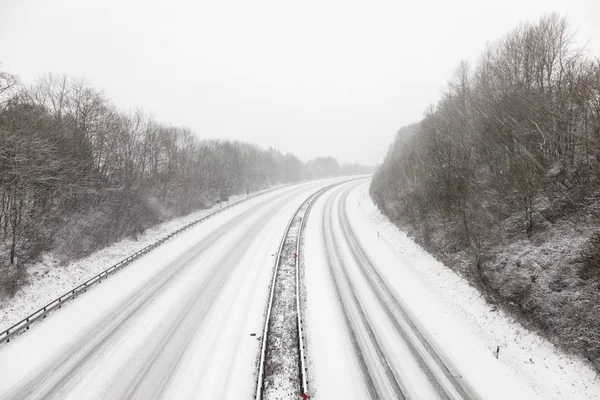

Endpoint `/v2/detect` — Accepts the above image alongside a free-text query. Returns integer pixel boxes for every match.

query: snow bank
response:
[356,182,600,400]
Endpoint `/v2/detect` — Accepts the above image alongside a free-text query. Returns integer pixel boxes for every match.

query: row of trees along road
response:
[371,13,600,370]
[0,67,360,296]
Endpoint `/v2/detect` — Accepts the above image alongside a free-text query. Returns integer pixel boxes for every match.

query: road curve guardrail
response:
[0,183,295,345]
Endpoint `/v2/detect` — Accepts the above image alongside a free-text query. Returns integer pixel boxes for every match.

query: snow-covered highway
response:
[303,180,549,400]
[313,181,467,399]
[0,178,596,400]
[0,179,341,399]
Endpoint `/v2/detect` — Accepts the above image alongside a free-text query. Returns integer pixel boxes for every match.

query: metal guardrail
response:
[254,182,343,399]
[0,184,291,345]
[254,191,305,399]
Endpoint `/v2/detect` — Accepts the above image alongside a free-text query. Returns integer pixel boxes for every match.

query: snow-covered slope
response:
[304,180,600,399]
[2,177,597,399]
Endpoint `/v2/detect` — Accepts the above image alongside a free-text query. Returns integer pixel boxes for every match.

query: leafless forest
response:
[372,14,600,369]
[0,67,370,296]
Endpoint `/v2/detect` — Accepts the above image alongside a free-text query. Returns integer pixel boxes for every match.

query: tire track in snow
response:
[0,186,311,400]
[321,185,407,399]
[120,206,273,400]
[337,183,476,400]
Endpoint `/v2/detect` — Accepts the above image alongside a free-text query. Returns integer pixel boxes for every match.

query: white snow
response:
[0,185,283,334]
[304,206,371,400]
[0,179,343,399]
[353,180,600,399]
[304,179,600,399]
[2,177,597,399]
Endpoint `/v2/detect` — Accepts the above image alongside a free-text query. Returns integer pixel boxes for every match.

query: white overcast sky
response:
[1,0,599,164]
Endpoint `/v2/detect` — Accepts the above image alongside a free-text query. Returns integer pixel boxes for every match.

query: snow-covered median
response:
[356,182,600,400]
[0,186,281,334]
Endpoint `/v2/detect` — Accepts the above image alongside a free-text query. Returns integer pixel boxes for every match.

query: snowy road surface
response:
[303,180,547,400]
[0,179,341,400]
[0,177,594,400]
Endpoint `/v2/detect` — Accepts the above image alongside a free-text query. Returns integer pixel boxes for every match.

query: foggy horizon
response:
[1,0,599,165]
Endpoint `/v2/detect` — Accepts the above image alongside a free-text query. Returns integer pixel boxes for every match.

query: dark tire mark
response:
[321,185,407,399]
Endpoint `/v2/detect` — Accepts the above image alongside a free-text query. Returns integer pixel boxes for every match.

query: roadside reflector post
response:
[220,185,229,208]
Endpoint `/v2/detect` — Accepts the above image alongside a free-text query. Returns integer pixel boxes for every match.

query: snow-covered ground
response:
[2,177,597,399]
[303,179,600,399]
[0,179,341,399]
[0,184,286,334]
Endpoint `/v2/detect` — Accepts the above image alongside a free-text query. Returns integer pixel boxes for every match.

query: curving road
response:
[305,180,470,399]
[0,179,340,400]
[303,179,542,400]
[0,177,545,400]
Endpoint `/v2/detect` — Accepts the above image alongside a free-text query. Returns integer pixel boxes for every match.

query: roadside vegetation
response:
[371,13,600,370]
[0,66,372,298]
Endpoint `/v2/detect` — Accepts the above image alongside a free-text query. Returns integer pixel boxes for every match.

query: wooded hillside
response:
[0,68,344,296]
[371,14,600,369]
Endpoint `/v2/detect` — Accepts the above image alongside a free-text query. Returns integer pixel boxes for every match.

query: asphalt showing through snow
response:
[318,181,476,399]
[0,180,339,400]
[1,178,484,399]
